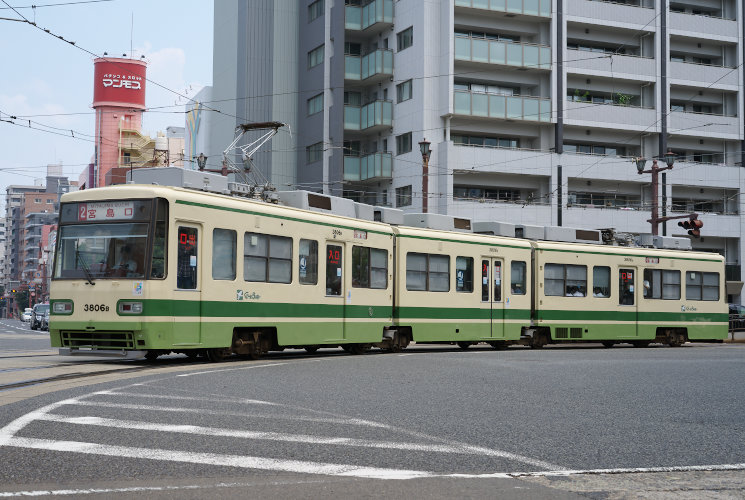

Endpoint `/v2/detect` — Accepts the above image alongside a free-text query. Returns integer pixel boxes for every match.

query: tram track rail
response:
[0,364,161,392]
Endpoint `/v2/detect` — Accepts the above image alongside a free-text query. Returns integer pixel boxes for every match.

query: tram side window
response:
[406,252,449,292]
[686,271,720,301]
[299,239,318,285]
[643,269,680,300]
[511,261,526,295]
[326,244,342,295]
[177,227,198,289]
[150,198,168,279]
[352,246,388,289]
[455,257,473,293]
[544,263,587,297]
[593,266,610,297]
[244,232,292,283]
[212,228,236,280]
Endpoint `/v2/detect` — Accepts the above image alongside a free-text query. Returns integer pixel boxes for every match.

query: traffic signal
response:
[678,215,703,238]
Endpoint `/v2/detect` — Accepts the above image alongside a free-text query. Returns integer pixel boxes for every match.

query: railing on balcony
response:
[455,35,550,70]
[344,152,393,182]
[726,264,741,282]
[344,100,393,131]
[455,0,550,17]
[345,0,393,31]
[345,49,394,81]
[454,90,551,122]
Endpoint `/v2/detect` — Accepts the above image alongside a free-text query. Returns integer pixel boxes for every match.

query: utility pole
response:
[634,150,702,237]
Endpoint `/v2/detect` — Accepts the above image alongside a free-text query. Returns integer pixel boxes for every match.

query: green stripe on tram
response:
[139,299,392,320]
[535,309,728,323]
[394,306,531,321]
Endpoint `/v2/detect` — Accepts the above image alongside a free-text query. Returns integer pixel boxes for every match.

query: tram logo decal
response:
[237,290,261,301]
[682,305,697,312]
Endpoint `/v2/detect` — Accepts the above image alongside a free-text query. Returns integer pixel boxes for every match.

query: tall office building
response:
[209,0,745,300]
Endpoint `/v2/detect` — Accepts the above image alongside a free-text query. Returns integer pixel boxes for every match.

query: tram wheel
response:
[185,350,200,359]
[632,341,651,348]
[602,341,615,348]
[304,346,319,354]
[347,343,370,355]
[457,342,472,349]
[144,351,160,361]
[489,341,507,350]
[206,348,228,362]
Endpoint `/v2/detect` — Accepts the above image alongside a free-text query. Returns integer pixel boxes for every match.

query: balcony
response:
[566,49,655,81]
[455,0,550,18]
[453,90,551,123]
[566,0,655,27]
[669,61,738,88]
[344,152,393,182]
[345,49,394,83]
[345,0,393,33]
[564,100,657,132]
[454,36,550,70]
[668,111,740,139]
[344,100,393,132]
[669,12,738,39]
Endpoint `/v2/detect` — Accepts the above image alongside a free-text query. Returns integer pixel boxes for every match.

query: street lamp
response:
[634,149,676,236]
[419,138,431,213]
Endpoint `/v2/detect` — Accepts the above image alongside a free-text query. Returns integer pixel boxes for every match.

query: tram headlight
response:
[118,301,143,315]
[52,301,73,315]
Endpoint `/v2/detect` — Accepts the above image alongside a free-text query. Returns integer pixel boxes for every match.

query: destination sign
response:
[78,201,135,221]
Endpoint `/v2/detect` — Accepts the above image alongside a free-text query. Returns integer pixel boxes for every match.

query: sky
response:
[0,0,213,200]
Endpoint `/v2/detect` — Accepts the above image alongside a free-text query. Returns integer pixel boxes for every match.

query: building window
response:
[396,185,412,207]
[306,142,323,163]
[308,44,324,68]
[307,93,324,116]
[308,0,323,21]
[397,79,412,103]
[451,134,517,149]
[344,42,361,56]
[397,27,413,51]
[344,91,361,106]
[396,132,412,155]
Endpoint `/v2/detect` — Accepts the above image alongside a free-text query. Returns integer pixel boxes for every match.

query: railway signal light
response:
[678,215,703,238]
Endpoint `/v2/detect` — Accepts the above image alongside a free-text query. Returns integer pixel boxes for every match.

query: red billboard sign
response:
[92,58,146,109]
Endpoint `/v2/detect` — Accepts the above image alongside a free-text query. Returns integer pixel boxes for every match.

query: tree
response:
[14,290,29,311]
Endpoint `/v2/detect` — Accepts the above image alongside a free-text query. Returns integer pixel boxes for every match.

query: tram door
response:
[325,242,346,341]
[482,258,505,338]
[618,267,638,337]
[174,223,202,345]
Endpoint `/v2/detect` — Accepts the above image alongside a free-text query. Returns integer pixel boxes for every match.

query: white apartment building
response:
[205,0,745,301]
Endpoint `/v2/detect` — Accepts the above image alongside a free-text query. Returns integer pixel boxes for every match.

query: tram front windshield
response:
[55,223,149,279]
[53,199,167,280]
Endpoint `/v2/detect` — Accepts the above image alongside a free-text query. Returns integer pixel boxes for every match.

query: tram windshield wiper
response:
[75,248,95,286]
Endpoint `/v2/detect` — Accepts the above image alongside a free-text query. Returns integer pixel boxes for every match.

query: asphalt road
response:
[0,320,744,498]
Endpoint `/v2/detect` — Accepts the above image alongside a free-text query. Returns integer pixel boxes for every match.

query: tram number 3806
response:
[83,304,110,312]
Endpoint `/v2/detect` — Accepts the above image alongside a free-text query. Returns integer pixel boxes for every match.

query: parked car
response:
[31,303,49,330]
[40,308,50,331]
[21,308,33,323]
[729,303,745,331]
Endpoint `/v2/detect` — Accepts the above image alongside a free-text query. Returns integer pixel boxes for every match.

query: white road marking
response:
[0,479,330,498]
[95,390,280,406]
[34,413,558,463]
[68,400,392,428]
[175,362,288,377]
[4,437,433,480]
